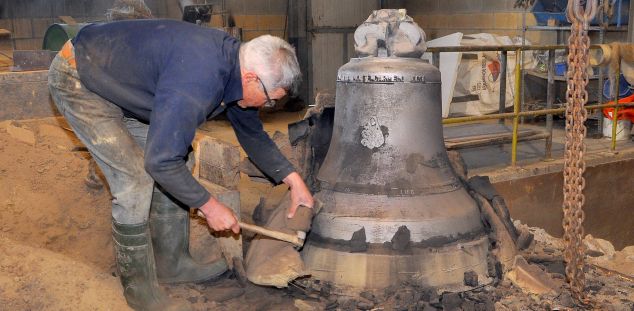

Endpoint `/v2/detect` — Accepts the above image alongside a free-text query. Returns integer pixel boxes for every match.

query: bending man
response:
[48,19,313,310]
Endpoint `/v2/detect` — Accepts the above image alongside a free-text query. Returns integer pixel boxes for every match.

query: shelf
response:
[525,69,600,81]
[525,25,628,32]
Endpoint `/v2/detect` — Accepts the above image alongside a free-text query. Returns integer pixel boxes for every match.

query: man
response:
[48,19,314,310]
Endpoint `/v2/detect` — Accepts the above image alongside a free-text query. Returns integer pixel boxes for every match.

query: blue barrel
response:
[603,74,632,100]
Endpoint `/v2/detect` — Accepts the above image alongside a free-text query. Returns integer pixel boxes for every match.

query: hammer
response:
[196,210,307,248]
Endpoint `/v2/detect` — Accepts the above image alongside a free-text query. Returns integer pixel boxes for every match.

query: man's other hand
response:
[198,197,240,234]
[283,172,314,218]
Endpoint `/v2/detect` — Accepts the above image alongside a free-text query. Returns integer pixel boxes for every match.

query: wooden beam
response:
[193,135,240,189]
[58,16,77,25]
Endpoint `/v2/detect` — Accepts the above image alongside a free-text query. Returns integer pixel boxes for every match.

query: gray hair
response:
[240,35,302,96]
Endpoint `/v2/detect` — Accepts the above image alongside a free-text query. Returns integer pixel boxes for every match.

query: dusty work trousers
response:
[48,52,192,224]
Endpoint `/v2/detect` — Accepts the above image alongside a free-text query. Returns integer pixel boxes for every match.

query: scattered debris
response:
[584,234,616,260]
[37,123,71,140]
[294,299,322,311]
[198,285,245,303]
[506,255,562,295]
[350,227,368,252]
[516,228,534,251]
[6,122,35,145]
[468,175,498,201]
[390,225,411,251]
[473,192,518,271]
[464,270,479,287]
[441,292,463,310]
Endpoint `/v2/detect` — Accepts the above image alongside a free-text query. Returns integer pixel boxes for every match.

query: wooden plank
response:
[444,129,542,144]
[311,33,344,94]
[194,135,240,189]
[58,16,77,25]
[311,0,379,28]
[11,50,56,71]
[0,70,59,121]
[11,18,32,39]
[445,133,550,150]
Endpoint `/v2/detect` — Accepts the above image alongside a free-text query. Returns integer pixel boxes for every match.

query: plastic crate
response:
[531,0,629,26]
[532,0,568,26]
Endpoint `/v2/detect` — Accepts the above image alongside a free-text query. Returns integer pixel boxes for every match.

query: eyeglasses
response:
[258,77,275,108]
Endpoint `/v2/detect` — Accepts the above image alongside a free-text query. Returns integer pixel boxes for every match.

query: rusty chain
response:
[563,0,597,302]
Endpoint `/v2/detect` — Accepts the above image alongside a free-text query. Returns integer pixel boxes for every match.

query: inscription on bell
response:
[336,74,428,83]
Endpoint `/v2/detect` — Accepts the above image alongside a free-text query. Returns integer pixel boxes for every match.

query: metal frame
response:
[428,44,631,167]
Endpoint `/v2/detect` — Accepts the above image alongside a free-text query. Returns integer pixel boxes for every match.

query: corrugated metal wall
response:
[0,0,180,50]
[307,0,380,101]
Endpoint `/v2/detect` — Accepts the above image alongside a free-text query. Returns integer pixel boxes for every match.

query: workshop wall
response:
[0,0,172,50]
[405,0,627,44]
[0,0,289,51]
[405,0,559,44]
[217,0,289,41]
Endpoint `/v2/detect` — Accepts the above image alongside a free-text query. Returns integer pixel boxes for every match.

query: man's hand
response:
[283,172,314,218]
[198,197,240,234]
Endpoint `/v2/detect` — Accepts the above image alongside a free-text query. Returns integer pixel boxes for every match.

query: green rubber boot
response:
[112,220,191,311]
[149,188,228,284]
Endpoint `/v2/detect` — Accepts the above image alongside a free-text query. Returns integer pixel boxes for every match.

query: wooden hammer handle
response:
[238,221,303,247]
[196,210,303,247]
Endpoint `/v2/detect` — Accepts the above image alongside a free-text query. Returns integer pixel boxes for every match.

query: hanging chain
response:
[563,0,597,302]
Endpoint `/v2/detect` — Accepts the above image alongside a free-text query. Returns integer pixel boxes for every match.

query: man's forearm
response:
[226,104,296,184]
[283,172,304,189]
[145,161,210,208]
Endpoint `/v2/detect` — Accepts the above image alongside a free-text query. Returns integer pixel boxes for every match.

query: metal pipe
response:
[512,49,522,166]
[629,0,634,42]
[432,51,440,68]
[442,102,634,124]
[598,29,605,136]
[520,12,527,125]
[426,44,602,53]
[612,71,621,151]
[307,26,357,33]
[447,133,551,150]
[498,51,508,124]
[546,49,555,159]
[527,25,626,31]
[618,0,623,28]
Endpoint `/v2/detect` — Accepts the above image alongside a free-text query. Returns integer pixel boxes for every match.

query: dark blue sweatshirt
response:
[72,19,295,208]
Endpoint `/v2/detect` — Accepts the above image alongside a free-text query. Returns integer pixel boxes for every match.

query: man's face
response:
[238,71,287,108]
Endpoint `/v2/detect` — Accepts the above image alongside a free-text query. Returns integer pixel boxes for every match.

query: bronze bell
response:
[301,9,490,294]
